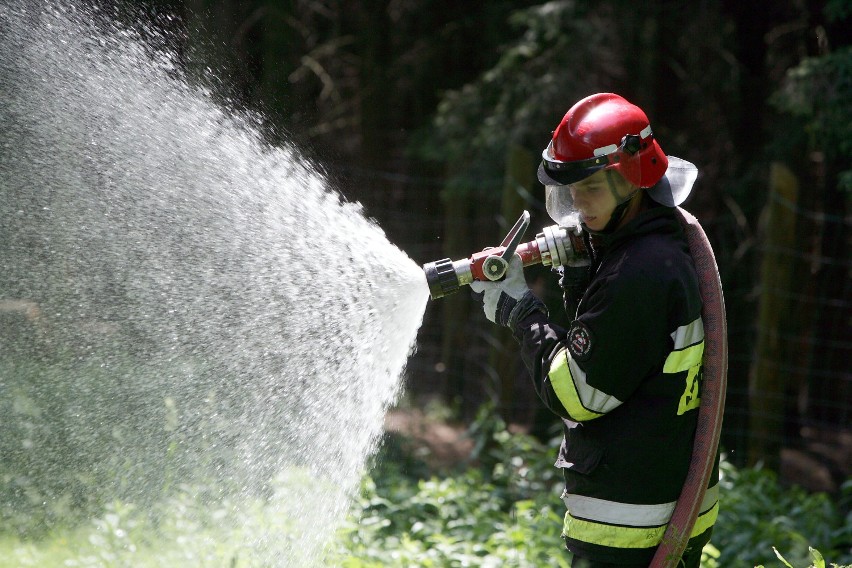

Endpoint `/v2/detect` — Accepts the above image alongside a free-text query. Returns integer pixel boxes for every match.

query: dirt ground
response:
[383,408,475,471]
[780,427,852,493]
[384,408,852,494]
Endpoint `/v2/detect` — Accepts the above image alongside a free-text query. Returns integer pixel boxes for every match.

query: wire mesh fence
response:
[341,157,851,494]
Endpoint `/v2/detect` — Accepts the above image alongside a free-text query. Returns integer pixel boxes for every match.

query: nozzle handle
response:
[499,210,530,257]
[482,210,530,281]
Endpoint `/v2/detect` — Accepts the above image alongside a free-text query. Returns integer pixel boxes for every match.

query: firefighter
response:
[470,93,719,567]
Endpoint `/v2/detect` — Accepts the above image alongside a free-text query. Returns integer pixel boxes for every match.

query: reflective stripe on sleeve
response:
[670,318,704,348]
[665,317,705,414]
[562,484,720,549]
[664,318,704,373]
[664,343,704,374]
[548,347,623,421]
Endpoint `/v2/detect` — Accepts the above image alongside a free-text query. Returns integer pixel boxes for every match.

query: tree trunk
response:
[747,162,799,470]
[438,186,474,413]
[490,144,534,423]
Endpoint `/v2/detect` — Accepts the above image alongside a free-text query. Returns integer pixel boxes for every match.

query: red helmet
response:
[537,93,668,189]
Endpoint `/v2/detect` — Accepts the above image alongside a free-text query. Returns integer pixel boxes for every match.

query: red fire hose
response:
[650,208,728,567]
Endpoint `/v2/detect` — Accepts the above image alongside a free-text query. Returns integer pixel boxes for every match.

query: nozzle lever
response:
[482,210,530,281]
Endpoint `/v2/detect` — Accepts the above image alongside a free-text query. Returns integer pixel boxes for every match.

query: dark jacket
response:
[514,205,719,565]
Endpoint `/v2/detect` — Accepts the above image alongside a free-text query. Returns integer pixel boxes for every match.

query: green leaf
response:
[809,547,825,568]
[773,547,795,568]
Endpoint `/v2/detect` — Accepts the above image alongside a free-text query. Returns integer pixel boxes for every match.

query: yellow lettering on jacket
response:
[677,366,702,415]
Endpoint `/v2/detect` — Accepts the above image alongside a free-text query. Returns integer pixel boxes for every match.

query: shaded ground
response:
[384,407,852,495]
[383,408,474,472]
[781,427,852,494]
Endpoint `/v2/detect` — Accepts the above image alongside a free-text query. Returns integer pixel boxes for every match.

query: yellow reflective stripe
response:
[666,318,704,374]
[563,501,719,549]
[664,341,704,374]
[667,323,705,415]
[690,500,719,539]
[549,349,603,421]
[548,347,622,421]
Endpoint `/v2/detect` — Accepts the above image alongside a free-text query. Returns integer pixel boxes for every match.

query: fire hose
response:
[423,208,727,566]
[649,207,728,568]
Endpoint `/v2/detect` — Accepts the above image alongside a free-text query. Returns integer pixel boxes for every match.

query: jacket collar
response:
[592,204,680,252]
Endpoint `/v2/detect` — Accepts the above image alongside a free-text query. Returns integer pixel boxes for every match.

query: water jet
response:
[0,2,428,565]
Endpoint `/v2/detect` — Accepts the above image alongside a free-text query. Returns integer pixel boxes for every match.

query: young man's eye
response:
[570,184,601,194]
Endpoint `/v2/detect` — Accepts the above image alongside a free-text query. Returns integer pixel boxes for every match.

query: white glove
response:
[470,255,546,327]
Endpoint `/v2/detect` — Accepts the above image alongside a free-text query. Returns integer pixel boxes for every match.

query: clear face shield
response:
[539,134,642,227]
[544,169,637,228]
[544,184,582,227]
[541,152,698,227]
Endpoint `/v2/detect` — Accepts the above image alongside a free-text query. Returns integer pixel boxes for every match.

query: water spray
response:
[422,210,590,300]
[0,2,429,564]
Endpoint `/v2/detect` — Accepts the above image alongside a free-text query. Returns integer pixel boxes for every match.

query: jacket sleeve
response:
[513,262,670,422]
[512,311,574,419]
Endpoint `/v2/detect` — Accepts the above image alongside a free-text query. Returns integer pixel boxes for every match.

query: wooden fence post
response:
[747,162,799,470]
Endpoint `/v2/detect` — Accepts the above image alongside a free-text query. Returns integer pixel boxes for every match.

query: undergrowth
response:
[0,405,849,567]
[329,406,852,568]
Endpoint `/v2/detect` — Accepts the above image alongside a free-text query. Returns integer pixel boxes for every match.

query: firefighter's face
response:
[569,170,634,231]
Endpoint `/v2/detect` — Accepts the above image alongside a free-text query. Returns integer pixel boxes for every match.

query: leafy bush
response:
[1,403,849,567]
[0,353,242,537]
[331,409,852,568]
[713,460,852,567]
[328,409,569,567]
[0,349,309,539]
[1,471,336,568]
[771,46,852,192]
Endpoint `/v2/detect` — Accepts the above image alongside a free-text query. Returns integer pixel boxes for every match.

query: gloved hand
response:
[470,254,547,328]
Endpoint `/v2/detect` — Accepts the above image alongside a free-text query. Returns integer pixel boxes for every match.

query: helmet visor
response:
[537,133,645,187]
[537,142,610,186]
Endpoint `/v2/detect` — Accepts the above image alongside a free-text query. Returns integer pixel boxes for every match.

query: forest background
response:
[1,0,850,566]
[148,0,852,488]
